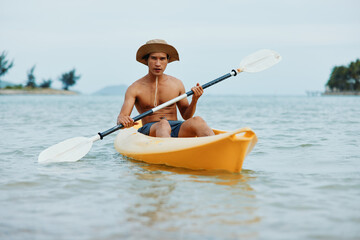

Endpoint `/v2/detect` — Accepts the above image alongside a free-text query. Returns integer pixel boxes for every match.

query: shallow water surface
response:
[1,95,359,239]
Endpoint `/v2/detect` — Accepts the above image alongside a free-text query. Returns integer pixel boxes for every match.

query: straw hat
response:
[136,39,179,65]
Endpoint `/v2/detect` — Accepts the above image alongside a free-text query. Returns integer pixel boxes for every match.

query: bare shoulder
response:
[166,74,182,84]
[166,75,185,90]
[126,76,147,95]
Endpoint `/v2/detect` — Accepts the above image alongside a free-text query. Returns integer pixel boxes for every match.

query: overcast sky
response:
[1,0,359,95]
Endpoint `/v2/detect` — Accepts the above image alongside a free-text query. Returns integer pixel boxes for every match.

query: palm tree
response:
[26,65,37,88]
[326,59,360,92]
[59,69,81,90]
[348,59,360,91]
[0,51,14,88]
[39,79,52,88]
[326,66,349,91]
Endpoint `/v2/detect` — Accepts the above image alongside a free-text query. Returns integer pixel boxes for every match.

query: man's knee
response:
[185,116,207,131]
[180,116,213,137]
[158,119,171,131]
[150,119,171,137]
[191,116,205,125]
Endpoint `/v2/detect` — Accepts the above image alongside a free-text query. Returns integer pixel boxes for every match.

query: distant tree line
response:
[0,51,81,90]
[326,59,360,92]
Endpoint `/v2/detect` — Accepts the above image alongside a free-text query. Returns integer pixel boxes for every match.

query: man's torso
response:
[133,74,183,124]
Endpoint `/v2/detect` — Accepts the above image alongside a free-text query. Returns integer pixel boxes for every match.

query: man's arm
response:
[177,82,203,120]
[117,85,138,127]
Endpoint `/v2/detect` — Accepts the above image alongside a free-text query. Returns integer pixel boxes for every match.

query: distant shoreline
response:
[322,91,360,96]
[0,88,79,95]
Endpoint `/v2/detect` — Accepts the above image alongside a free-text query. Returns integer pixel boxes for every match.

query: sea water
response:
[0,95,359,240]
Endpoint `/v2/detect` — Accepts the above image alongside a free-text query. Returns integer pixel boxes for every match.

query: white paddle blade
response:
[239,49,281,73]
[38,137,94,163]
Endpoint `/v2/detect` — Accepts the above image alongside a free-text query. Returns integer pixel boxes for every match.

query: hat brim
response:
[136,43,179,65]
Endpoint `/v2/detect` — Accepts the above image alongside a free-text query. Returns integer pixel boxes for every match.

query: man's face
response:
[147,52,168,76]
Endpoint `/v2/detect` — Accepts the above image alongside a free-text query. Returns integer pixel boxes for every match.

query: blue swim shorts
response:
[137,120,184,137]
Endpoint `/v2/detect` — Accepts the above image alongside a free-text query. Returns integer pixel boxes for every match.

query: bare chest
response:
[136,81,180,110]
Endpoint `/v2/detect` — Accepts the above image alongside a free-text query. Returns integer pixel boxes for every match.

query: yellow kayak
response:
[114,125,257,173]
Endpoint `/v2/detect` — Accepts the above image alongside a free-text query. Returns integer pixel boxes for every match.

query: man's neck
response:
[147,73,165,82]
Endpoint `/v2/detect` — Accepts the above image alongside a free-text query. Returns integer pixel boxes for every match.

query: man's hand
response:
[191,83,203,102]
[117,115,138,128]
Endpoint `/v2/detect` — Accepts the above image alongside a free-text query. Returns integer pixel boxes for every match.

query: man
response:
[117,39,214,138]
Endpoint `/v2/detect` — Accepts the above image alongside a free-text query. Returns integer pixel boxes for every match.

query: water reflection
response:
[125,157,256,186]
[126,165,177,227]
[122,157,261,238]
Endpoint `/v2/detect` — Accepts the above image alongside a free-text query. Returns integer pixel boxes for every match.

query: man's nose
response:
[155,59,161,66]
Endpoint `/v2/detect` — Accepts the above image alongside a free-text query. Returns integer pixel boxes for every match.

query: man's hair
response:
[142,53,170,61]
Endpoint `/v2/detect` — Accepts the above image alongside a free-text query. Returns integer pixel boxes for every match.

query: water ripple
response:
[1,95,360,240]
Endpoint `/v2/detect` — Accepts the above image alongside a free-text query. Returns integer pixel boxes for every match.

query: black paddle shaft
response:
[98,69,237,139]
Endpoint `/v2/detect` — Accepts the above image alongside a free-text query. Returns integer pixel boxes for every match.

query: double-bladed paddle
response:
[38,49,281,163]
